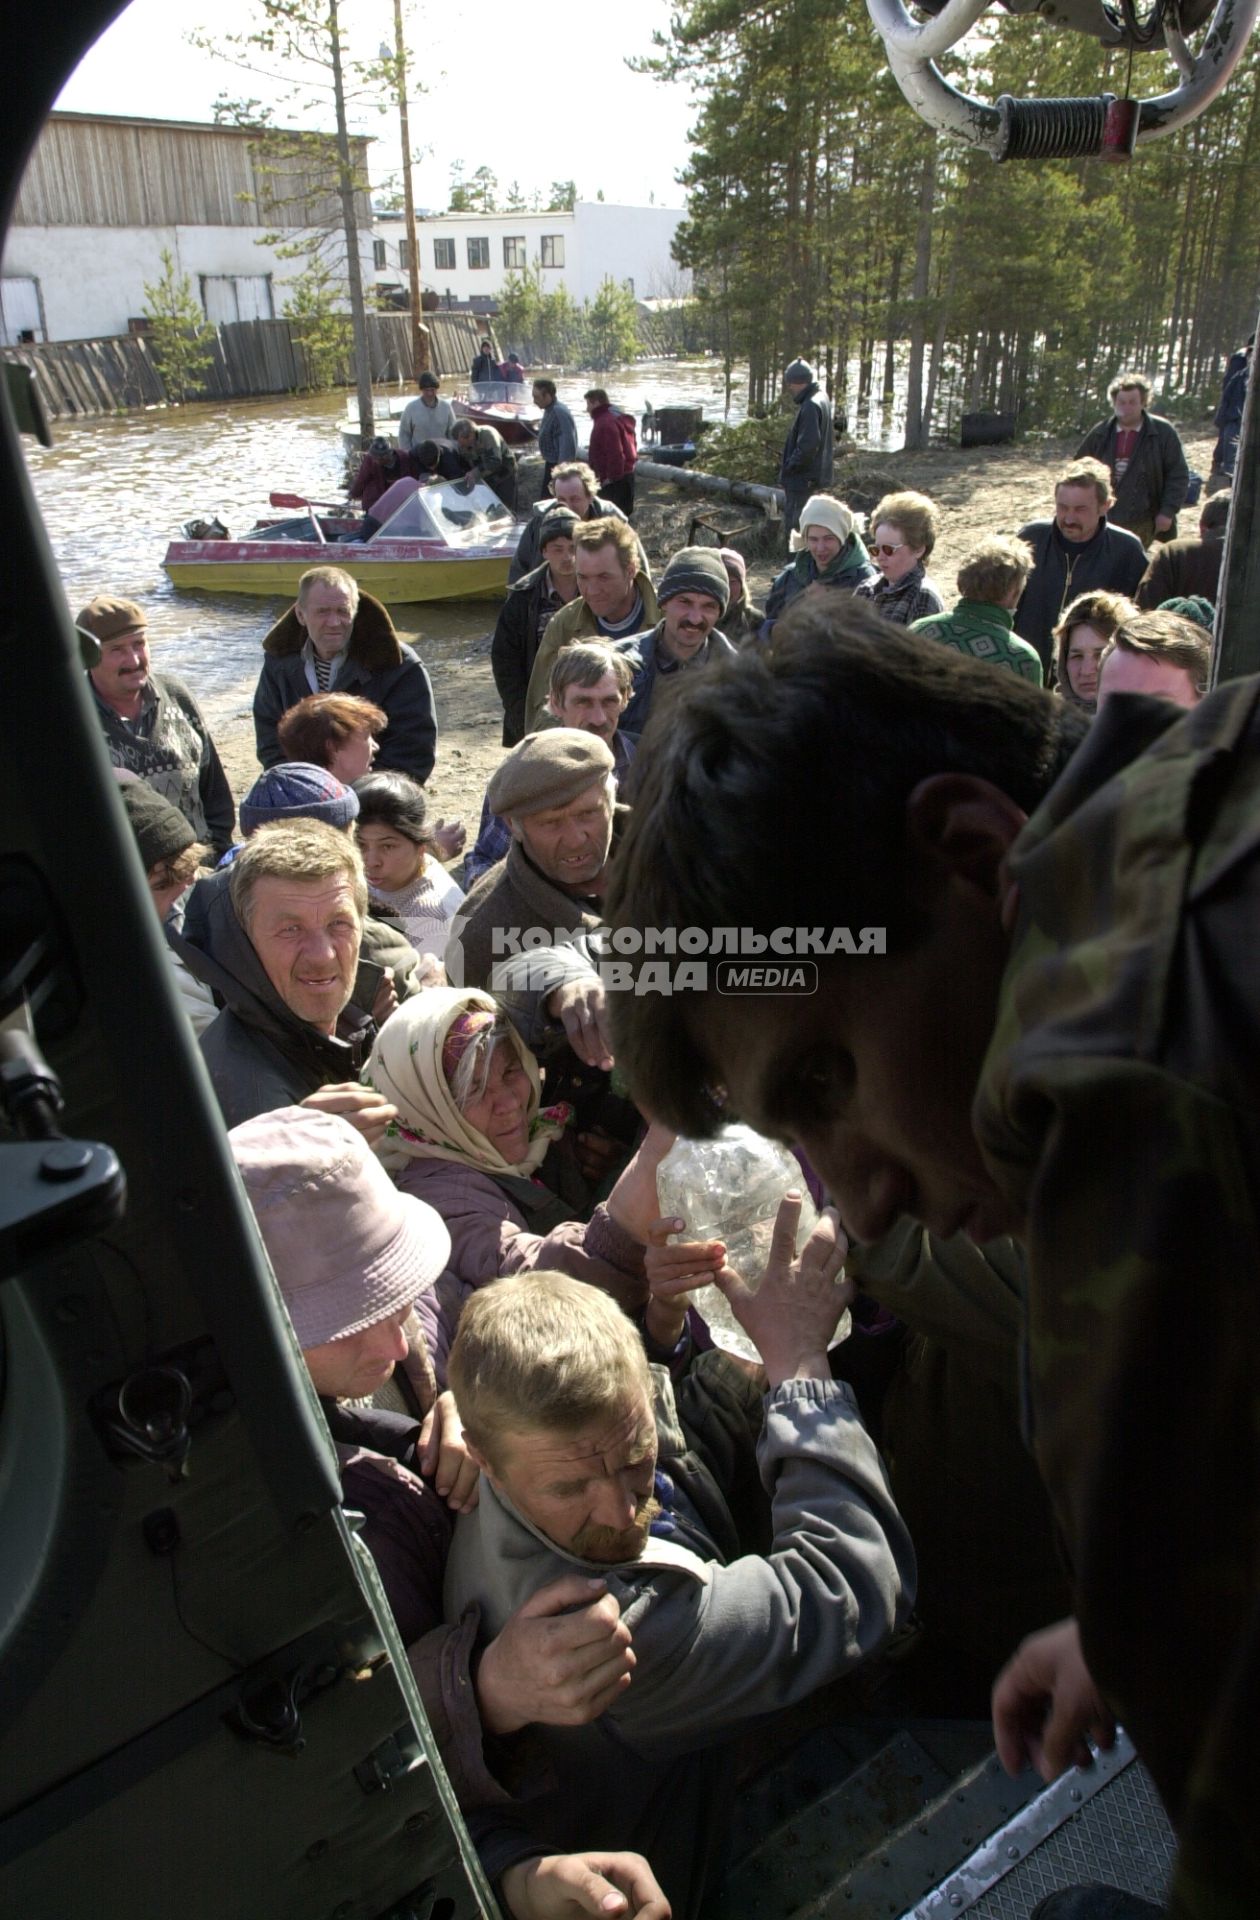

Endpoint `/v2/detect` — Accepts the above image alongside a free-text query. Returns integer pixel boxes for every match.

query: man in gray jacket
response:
[445,1226,914,1917]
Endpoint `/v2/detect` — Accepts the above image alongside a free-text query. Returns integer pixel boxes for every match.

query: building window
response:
[398,239,411,272]
[434,237,456,270]
[540,235,565,268]
[199,274,274,324]
[467,237,490,270]
[373,239,386,270]
[503,236,527,269]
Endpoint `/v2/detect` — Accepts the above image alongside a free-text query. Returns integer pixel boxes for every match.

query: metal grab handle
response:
[866,0,1260,158]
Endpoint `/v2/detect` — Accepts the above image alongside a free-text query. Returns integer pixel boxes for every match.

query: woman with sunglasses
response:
[856,490,946,625]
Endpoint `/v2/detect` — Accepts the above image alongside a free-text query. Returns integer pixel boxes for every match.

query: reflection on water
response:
[22,361,751,727]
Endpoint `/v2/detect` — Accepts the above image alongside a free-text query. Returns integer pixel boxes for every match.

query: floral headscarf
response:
[366,986,568,1178]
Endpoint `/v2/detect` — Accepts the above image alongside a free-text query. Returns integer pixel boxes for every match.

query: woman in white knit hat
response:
[760,492,878,639]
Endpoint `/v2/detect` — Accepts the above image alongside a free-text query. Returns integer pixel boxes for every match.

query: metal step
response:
[905,1732,1175,1919]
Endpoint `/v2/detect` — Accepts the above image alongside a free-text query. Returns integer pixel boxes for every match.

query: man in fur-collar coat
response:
[253,565,437,783]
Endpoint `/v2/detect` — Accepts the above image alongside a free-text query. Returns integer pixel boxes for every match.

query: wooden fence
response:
[1,309,497,420]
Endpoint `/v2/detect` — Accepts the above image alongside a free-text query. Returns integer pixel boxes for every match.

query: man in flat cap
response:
[446,729,617,992]
[79,594,235,859]
[615,547,736,736]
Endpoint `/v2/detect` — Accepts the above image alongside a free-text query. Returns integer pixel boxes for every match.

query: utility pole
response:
[329,0,374,442]
[393,0,429,377]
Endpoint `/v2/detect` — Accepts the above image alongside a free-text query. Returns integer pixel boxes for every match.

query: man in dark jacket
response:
[253,566,437,783]
[491,511,580,745]
[195,762,429,1007]
[1075,372,1190,548]
[509,462,640,583]
[470,338,497,385]
[1135,488,1230,610]
[176,819,389,1129]
[615,546,737,736]
[79,594,236,859]
[1013,458,1148,675]
[1209,339,1251,490]
[778,358,835,536]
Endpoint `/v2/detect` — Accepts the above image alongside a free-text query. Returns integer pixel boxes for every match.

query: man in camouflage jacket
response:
[602,600,1260,1920]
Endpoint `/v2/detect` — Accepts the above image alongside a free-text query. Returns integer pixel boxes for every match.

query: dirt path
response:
[213,424,1219,837]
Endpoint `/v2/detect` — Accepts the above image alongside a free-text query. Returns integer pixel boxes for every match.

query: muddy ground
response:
[213,423,1219,842]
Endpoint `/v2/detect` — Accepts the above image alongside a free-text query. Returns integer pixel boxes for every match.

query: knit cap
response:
[487,728,614,819]
[537,509,581,549]
[718,547,748,589]
[119,781,196,870]
[1157,594,1214,632]
[241,761,359,835]
[784,359,815,385]
[656,546,730,615]
[77,595,147,642]
[790,495,857,553]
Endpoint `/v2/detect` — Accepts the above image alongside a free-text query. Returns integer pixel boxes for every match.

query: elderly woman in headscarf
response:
[759,493,876,640]
[366,986,683,1383]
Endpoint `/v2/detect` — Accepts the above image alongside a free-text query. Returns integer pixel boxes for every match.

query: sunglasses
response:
[872,541,906,557]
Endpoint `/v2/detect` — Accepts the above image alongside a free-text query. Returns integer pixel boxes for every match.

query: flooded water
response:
[22,360,750,728]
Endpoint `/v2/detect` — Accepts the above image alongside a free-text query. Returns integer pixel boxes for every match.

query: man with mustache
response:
[444,1240,913,1919]
[79,594,235,860]
[614,547,736,736]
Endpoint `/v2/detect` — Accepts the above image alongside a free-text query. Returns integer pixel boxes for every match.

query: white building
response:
[2,112,372,344]
[371,201,688,311]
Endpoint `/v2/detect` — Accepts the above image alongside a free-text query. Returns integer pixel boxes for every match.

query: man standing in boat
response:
[471,338,498,385]
[398,371,458,451]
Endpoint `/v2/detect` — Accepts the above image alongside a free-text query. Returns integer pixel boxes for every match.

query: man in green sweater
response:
[910,536,1044,685]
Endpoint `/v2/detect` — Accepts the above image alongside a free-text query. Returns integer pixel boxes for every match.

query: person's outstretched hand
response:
[717,1193,852,1386]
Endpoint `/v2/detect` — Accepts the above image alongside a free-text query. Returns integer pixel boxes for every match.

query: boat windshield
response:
[370,477,515,548]
[467,382,529,406]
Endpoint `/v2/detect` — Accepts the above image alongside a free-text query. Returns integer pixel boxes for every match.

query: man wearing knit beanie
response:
[117,780,218,1036]
[778,356,835,536]
[615,545,737,736]
[448,728,617,989]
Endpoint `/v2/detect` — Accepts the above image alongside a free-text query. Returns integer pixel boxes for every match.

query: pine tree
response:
[142,250,215,405]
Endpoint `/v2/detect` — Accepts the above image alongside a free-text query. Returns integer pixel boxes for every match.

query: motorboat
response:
[162,476,517,604]
[338,385,542,457]
[451,381,542,444]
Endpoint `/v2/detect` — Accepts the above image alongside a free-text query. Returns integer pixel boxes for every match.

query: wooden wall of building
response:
[12,114,371,232]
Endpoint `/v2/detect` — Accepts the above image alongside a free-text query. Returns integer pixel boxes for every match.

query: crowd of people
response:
[76,340,1247,1920]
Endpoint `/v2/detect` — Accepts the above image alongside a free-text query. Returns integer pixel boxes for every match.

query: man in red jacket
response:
[584,388,637,517]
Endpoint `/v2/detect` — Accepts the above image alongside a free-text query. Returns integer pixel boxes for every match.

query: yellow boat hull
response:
[163,551,510,604]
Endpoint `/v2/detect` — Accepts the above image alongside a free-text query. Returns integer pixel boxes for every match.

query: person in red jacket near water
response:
[584,388,638,517]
